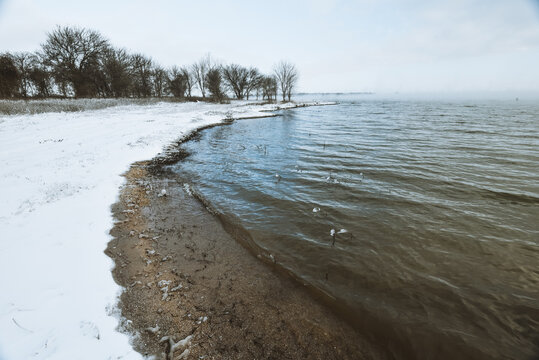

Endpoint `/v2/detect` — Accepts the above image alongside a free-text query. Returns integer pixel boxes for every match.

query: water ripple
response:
[172,97,539,360]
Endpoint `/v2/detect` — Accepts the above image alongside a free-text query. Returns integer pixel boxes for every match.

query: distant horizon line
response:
[296,90,539,96]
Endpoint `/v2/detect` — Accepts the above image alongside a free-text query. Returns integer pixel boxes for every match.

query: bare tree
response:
[222,64,248,99]
[101,47,132,98]
[273,61,298,102]
[41,26,109,97]
[205,67,225,102]
[28,56,52,98]
[179,66,193,98]
[244,67,262,100]
[12,52,36,97]
[260,75,278,102]
[168,66,187,98]
[191,54,213,98]
[129,53,153,97]
[221,64,262,100]
[152,65,168,97]
[0,53,19,98]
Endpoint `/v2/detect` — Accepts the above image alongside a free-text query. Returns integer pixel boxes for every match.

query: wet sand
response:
[106,161,385,359]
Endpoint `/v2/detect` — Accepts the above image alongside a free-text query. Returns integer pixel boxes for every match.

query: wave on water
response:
[169,97,539,360]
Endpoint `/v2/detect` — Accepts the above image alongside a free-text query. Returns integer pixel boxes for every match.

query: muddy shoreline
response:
[107,158,385,359]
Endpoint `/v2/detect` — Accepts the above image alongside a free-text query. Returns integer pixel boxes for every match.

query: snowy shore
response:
[0,100,329,360]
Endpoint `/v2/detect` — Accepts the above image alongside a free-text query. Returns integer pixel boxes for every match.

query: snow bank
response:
[0,101,303,360]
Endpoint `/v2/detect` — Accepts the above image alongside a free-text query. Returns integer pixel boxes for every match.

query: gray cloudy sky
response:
[1,0,538,93]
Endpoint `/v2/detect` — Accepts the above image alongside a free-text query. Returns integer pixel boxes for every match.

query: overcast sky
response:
[1,0,538,94]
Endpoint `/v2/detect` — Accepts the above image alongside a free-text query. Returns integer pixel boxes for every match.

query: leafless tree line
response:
[0,26,298,102]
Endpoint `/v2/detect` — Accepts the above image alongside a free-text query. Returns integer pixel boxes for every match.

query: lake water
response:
[170,94,539,359]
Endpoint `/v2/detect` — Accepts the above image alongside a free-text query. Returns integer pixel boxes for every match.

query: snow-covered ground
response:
[0,101,310,360]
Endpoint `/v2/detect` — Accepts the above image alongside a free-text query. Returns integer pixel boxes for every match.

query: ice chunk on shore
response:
[145,325,160,334]
[160,334,193,359]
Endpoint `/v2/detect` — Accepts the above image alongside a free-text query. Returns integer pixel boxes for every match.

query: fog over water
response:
[171,94,539,359]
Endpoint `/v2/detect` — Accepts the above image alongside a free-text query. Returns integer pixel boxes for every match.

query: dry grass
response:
[0,97,194,115]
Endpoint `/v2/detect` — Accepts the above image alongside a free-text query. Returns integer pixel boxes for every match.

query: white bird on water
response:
[330,228,352,246]
[275,173,282,182]
[313,207,321,213]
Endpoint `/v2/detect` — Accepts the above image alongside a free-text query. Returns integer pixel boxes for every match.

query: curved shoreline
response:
[106,103,386,359]
[128,106,499,360]
[0,100,338,359]
[107,161,384,359]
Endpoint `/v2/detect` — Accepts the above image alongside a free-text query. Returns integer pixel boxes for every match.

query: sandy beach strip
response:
[107,159,384,359]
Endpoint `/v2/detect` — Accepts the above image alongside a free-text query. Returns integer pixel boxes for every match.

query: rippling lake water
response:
[171,95,539,359]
